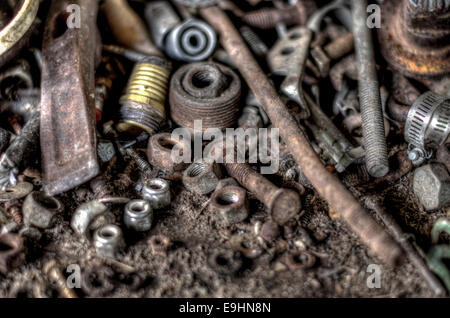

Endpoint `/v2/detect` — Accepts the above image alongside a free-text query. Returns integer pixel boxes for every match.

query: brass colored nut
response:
[182,160,222,195]
[210,186,248,224]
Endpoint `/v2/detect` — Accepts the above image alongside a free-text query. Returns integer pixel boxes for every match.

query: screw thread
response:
[242,8,299,29]
[359,81,389,177]
[118,58,171,135]
[239,26,268,57]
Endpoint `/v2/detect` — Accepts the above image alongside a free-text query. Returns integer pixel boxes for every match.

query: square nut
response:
[183,160,222,195]
[413,163,450,211]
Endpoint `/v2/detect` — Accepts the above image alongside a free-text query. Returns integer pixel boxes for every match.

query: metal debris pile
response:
[0,0,449,297]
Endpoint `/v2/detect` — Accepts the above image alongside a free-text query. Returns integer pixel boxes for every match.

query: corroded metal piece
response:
[40,0,101,195]
[147,133,187,173]
[379,0,450,79]
[170,62,241,130]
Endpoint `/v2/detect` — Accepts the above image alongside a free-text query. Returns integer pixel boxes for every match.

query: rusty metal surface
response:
[201,6,403,267]
[169,62,241,130]
[40,0,100,195]
[378,0,450,79]
[147,133,187,173]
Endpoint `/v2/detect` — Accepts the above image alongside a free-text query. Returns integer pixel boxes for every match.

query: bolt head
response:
[413,163,450,210]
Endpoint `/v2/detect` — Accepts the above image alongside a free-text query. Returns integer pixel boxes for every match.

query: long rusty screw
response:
[43,260,77,298]
[225,162,301,226]
[201,6,402,267]
[351,0,389,178]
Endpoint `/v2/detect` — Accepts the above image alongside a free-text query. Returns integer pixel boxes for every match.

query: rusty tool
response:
[201,6,403,267]
[40,0,101,195]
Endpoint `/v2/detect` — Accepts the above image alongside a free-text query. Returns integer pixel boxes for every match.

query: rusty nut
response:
[22,191,63,229]
[210,186,249,224]
[183,160,222,195]
[147,133,188,173]
[413,163,450,211]
[0,233,25,274]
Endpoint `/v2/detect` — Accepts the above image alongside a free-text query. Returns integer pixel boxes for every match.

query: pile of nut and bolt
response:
[0,0,449,298]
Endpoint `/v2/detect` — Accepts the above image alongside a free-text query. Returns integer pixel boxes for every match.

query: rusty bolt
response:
[224,162,301,225]
[0,233,25,274]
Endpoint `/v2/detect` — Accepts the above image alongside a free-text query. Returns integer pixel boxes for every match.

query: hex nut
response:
[142,178,171,209]
[147,133,188,173]
[93,224,125,258]
[413,163,450,211]
[183,161,222,195]
[22,191,63,229]
[210,186,249,224]
[0,233,25,274]
[123,200,153,232]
